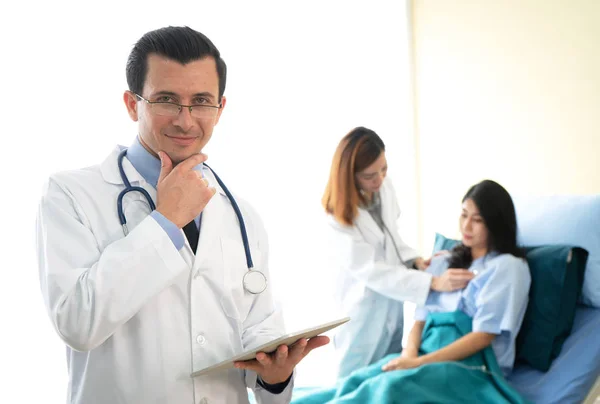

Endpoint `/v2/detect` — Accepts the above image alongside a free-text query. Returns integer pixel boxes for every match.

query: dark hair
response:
[126,26,227,101]
[448,180,525,268]
[322,127,385,225]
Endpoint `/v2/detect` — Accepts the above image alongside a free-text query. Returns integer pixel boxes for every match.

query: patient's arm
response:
[383,331,495,371]
[418,331,495,364]
[401,321,425,358]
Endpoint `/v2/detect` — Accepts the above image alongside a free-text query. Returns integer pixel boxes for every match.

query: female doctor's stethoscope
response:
[116,148,267,295]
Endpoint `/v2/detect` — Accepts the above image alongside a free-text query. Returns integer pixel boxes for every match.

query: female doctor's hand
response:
[233,336,330,384]
[420,250,450,269]
[431,269,474,292]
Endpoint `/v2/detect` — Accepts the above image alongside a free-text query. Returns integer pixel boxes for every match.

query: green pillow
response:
[432,233,588,372]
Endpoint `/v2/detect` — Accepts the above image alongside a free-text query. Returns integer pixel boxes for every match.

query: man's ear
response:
[214,95,227,126]
[123,91,139,122]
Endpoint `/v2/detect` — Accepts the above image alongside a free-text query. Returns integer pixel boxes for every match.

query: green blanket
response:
[291,311,530,404]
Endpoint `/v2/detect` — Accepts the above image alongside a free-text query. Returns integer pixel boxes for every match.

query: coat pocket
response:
[219,237,264,323]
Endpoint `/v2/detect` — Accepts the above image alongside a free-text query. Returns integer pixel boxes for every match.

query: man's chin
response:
[173,150,205,165]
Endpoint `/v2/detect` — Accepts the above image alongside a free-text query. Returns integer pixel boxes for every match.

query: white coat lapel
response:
[100,146,145,185]
[192,167,228,275]
[380,184,397,233]
[101,147,158,240]
[355,207,384,246]
[379,183,407,265]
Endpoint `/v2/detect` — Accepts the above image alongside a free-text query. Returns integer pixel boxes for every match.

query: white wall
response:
[410,0,600,248]
[1,1,416,400]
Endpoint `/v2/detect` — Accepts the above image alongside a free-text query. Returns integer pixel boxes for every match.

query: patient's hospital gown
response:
[414,252,531,376]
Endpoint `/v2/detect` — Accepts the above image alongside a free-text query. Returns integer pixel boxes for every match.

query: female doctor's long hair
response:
[448,179,525,269]
[322,127,385,226]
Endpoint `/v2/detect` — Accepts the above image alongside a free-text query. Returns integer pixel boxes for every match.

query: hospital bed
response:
[249,194,600,403]
[508,304,600,403]
[508,194,600,404]
[251,281,599,404]
[246,306,600,403]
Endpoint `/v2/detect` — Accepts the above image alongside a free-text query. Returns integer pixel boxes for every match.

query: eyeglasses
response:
[134,93,221,119]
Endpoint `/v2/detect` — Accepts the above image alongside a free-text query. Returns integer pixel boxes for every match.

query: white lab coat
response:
[328,177,433,378]
[36,146,293,404]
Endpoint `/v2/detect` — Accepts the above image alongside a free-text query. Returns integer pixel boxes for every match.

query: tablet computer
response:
[191,316,350,377]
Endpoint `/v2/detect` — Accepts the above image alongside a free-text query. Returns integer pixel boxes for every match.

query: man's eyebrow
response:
[192,92,216,98]
[151,91,178,96]
[149,91,216,99]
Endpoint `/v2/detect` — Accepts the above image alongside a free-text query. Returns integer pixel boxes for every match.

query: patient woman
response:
[293,180,531,403]
[382,179,530,377]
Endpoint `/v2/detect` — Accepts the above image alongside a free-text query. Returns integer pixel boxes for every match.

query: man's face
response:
[124,54,226,164]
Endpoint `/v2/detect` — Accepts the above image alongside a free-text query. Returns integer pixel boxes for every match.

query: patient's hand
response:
[382,355,422,371]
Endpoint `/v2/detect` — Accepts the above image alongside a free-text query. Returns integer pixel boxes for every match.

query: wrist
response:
[431,276,439,291]
[257,372,293,395]
[416,354,428,366]
[155,208,183,229]
[260,371,292,385]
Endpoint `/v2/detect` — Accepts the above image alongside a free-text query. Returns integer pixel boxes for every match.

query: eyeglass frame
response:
[133,93,222,117]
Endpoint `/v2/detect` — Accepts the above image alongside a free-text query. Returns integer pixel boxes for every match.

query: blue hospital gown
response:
[414,252,531,376]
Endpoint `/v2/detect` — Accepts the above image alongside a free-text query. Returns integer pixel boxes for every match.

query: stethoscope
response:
[116,148,267,295]
[360,190,408,266]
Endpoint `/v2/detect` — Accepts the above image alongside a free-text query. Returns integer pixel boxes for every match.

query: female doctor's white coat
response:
[36,146,292,404]
[328,177,433,378]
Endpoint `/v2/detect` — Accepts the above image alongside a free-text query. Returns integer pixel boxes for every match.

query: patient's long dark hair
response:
[447,180,525,269]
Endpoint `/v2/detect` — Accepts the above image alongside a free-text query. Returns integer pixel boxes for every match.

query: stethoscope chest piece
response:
[243,270,267,294]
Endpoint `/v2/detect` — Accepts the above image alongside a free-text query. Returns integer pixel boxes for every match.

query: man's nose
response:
[172,106,194,131]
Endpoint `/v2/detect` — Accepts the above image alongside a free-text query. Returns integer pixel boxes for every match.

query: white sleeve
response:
[330,218,432,306]
[36,177,188,352]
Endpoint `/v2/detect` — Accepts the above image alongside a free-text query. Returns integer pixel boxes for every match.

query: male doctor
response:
[36,26,328,404]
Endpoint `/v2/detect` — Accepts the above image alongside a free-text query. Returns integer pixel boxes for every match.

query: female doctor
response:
[322,127,474,377]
